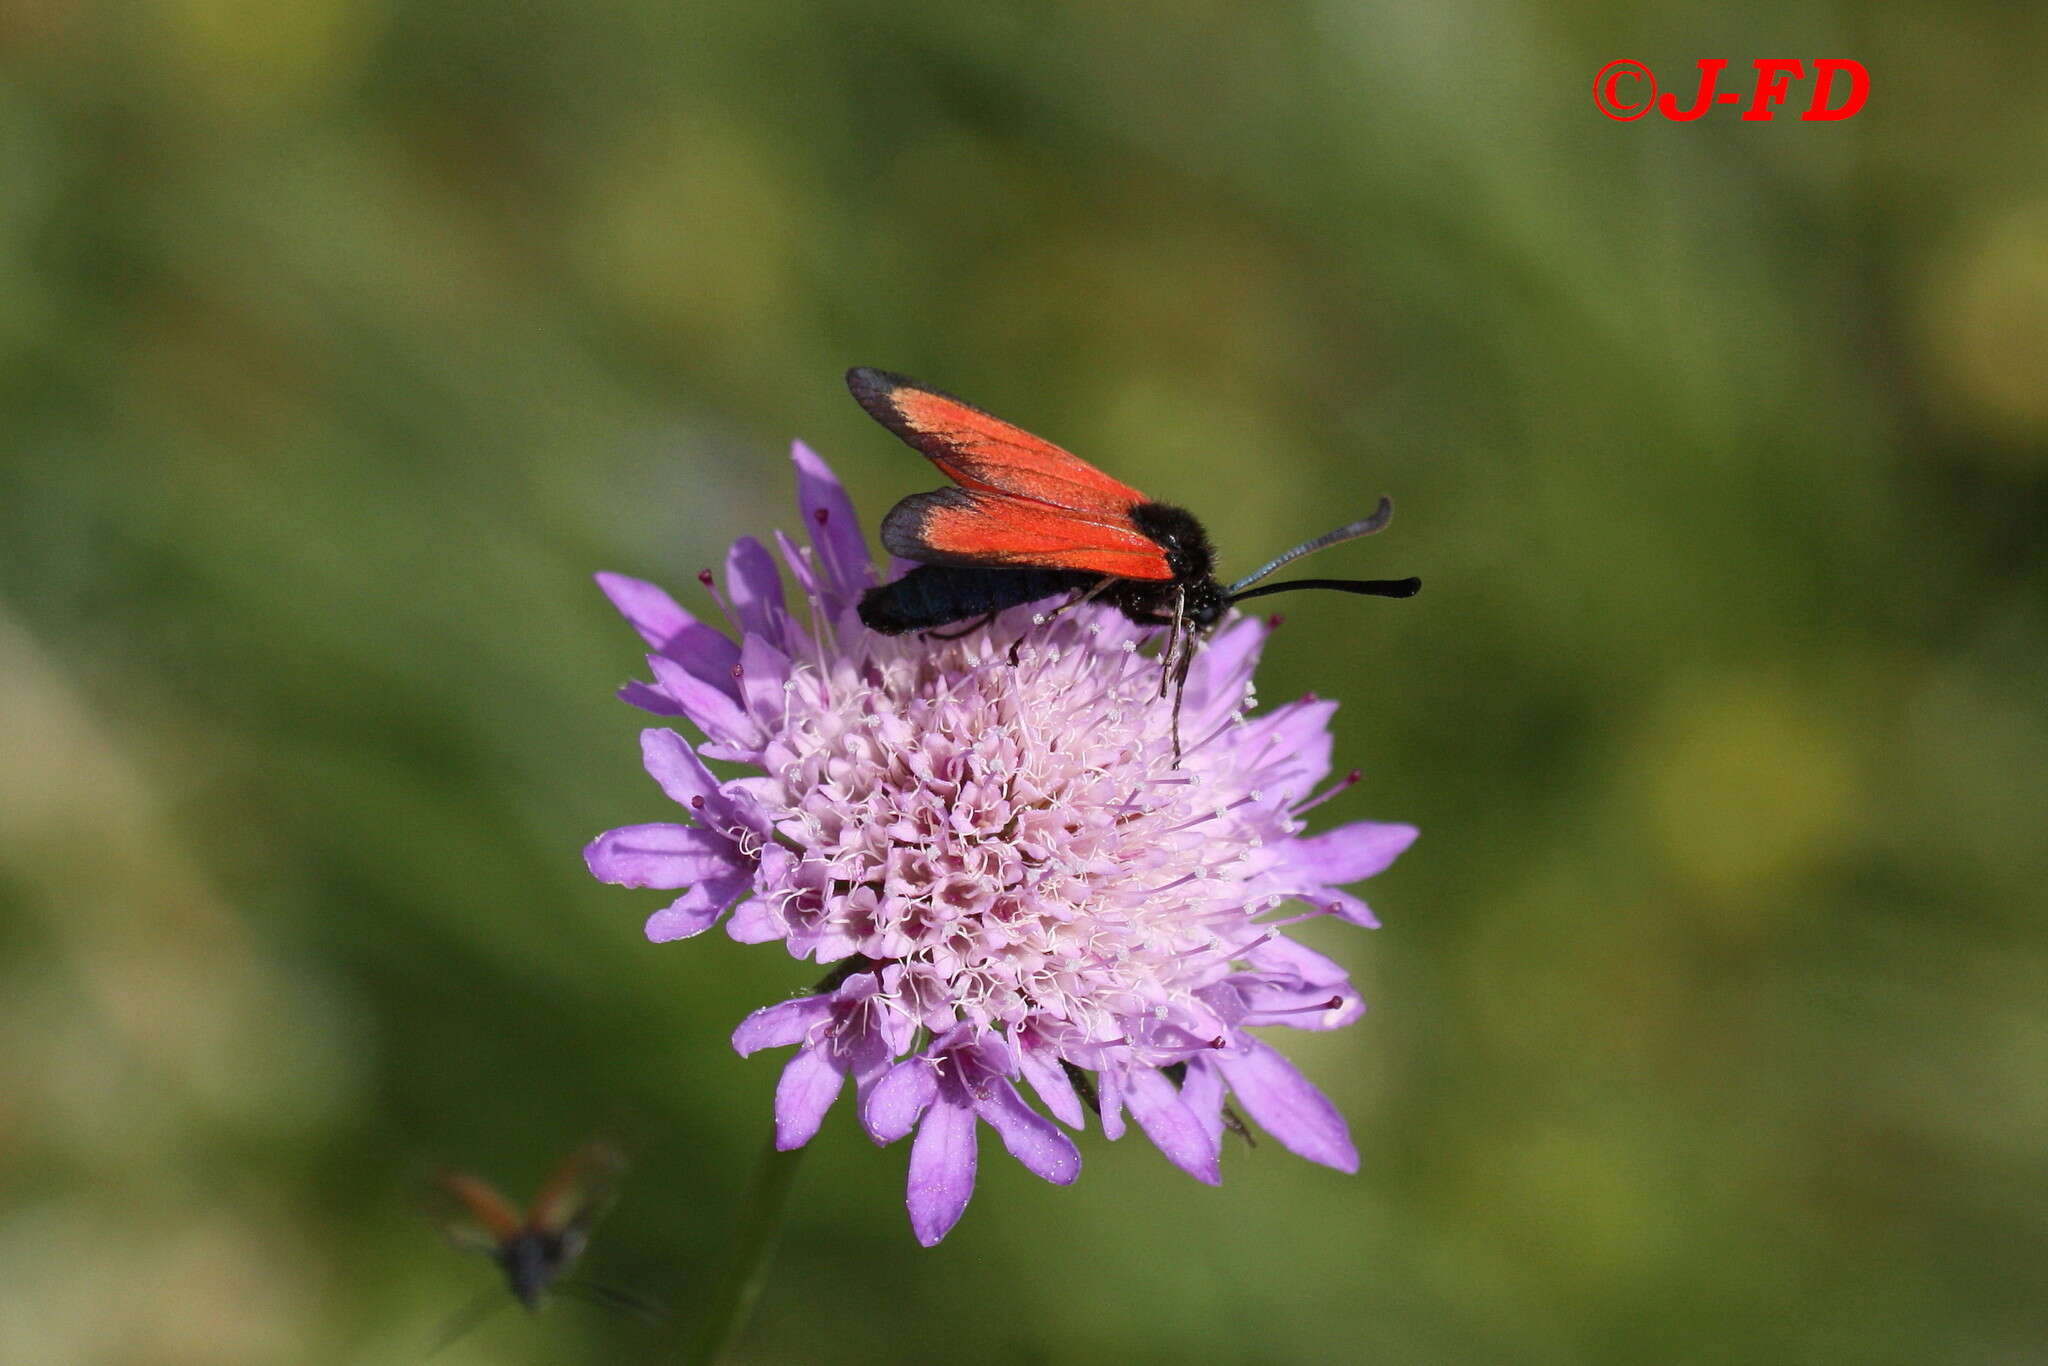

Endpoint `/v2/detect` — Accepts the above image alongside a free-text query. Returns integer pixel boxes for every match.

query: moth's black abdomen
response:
[858,565,1098,635]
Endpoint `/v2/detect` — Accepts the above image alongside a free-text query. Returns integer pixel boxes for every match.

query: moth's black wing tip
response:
[847,367,997,429]
[879,487,981,563]
[846,366,915,408]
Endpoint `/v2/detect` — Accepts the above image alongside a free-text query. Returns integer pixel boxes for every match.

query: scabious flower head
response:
[587,443,1416,1245]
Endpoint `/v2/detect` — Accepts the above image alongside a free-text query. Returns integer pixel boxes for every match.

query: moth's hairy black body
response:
[858,564,1097,635]
[1120,502,1226,628]
[843,365,1417,756]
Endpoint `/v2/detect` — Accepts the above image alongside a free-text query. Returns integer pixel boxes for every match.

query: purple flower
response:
[587,442,1416,1245]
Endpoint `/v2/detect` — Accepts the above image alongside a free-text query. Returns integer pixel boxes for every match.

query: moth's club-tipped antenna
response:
[1226,497,1393,595]
[1231,575,1421,603]
[1225,497,1419,605]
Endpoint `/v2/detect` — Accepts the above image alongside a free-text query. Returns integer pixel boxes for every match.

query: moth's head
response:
[1185,578,1230,630]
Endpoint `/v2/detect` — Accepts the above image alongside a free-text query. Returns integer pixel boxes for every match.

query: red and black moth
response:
[848,367,1420,750]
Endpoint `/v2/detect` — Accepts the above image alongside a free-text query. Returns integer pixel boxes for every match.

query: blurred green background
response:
[3,1,2045,1362]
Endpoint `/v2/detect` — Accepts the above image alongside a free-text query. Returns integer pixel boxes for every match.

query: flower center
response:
[758,619,1275,1046]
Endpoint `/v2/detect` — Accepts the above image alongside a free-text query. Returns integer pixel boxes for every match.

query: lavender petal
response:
[722,895,785,944]
[791,441,873,600]
[1178,1056,1228,1151]
[643,871,749,943]
[583,822,739,889]
[1179,616,1266,731]
[863,1057,937,1145]
[638,728,748,831]
[970,1076,1081,1186]
[724,536,787,642]
[1318,888,1380,929]
[905,1094,978,1247]
[1290,821,1418,885]
[1215,1036,1359,1172]
[595,572,742,682]
[1247,936,1352,985]
[1016,1038,1087,1130]
[1095,1066,1127,1141]
[735,634,793,727]
[617,681,686,716]
[774,1045,847,1150]
[731,994,834,1055]
[594,571,691,648]
[1124,1065,1222,1185]
[646,655,759,750]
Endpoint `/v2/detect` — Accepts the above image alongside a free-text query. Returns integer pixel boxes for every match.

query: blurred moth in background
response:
[425,1137,660,1352]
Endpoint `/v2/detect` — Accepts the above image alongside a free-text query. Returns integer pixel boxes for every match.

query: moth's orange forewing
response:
[848,369,1176,581]
[881,488,1178,579]
[433,1169,525,1247]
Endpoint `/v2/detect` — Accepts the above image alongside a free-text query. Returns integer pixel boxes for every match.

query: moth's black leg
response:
[926,611,998,641]
[1158,590,1187,699]
[1038,579,1113,632]
[1007,580,1113,665]
[1169,628,1199,764]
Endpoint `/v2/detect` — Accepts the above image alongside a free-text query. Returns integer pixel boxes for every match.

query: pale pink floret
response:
[587,442,1415,1245]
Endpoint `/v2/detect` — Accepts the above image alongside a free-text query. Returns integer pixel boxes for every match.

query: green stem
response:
[678,1128,807,1365]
